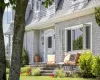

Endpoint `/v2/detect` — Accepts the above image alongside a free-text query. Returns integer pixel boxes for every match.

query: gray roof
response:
[54,0,89,17]
[26,0,93,25]
[5,0,96,35]
[54,0,100,18]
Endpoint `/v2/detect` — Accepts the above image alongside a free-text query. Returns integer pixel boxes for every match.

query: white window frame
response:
[65,22,92,52]
[34,0,41,12]
[28,0,34,10]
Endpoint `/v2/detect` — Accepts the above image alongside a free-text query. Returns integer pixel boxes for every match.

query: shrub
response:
[32,68,40,76]
[54,68,66,78]
[91,56,100,79]
[78,51,93,78]
[21,66,30,73]
[20,66,32,76]
[26,68,32,76]
[20,73,27,76]
[6,68,9,74]
[21,48,29,67]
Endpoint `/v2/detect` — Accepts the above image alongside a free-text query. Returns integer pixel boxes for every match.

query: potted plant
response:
[34,53,40,62]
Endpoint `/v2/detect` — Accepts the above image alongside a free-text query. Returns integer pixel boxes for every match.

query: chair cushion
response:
[64,54,70,63]
[64,52,81,65]
[47,55,55,64]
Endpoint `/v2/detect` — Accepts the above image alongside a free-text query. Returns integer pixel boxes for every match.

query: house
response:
[5,0,100,64]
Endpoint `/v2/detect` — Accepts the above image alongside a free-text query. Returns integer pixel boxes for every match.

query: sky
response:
[3,0,12,46]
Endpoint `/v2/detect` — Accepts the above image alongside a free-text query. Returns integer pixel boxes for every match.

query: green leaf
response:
[42,0,54,8]
[94,7,100,26]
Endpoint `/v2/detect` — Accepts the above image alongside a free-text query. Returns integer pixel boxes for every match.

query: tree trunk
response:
[0,0,6,80]
[8,0,28,80]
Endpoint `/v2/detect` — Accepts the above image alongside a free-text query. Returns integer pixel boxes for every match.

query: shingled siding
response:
[40,5,47,18]
[55,14,100,62]
[24,31,34,64]
[55,27,65,63]
[24,30,40,64]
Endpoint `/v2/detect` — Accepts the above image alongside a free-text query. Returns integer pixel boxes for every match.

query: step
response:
[45,65,58,67]
[40,70,54,73]
[30,65,42,67]
[42,67,55,70]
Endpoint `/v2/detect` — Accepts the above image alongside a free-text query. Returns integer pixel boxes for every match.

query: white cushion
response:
[47,55,55,64]
[64,54,70,62]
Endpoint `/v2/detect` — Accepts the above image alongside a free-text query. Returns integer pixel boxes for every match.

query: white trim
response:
[44,29,55,36]
[83,25,86,49]
[44,29,55,62]
[85,22,92,51]
[34,0,41,12]
[65,24,83,30]
[64,22,92,52]
[71,30,73,51]
[29,0,34,10]
[65,29,67,51]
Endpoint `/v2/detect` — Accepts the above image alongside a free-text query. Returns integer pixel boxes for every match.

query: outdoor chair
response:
[63,52,81,73]
[64,52,81,66]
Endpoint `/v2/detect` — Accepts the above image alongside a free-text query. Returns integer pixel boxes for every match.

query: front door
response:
[44,29,55,62]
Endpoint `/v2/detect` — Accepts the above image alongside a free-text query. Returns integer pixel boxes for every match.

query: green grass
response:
[7,75,96,80]
[19,76,96,80]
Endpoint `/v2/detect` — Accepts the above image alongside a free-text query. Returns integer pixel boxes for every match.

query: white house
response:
[5,0,100,64]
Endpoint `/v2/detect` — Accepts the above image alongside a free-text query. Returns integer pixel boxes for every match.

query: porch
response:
[29,62,80,76]
[29,51,81,76]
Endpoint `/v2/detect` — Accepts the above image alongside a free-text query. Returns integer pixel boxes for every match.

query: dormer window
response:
[28,0,34,9]
[36,1,39,10]
[35,0,41,12]
[72,0,78,3]
[71,0,88,10]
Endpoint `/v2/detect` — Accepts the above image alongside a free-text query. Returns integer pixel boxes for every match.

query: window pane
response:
[48,37,52,48]
[86,26,90,49]
[67,30,71,51]
[73,28,83,50]
[37,1,39,10]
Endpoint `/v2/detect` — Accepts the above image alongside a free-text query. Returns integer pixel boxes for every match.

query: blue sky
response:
[3,6,11,45]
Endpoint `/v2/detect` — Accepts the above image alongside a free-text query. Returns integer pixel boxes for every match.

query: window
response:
[73,28,83,50]
[36,1,39,10]
[48,36,52,48]
[86,26,90,49]
[35,0,40,12]
[65,23,91,52]
[67,30,71,51]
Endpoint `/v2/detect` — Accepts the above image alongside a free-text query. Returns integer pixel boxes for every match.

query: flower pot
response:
[35,56,40,62]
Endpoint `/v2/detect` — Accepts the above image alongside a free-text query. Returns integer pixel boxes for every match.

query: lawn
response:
[7,75,96,80]
[20,76,96,80]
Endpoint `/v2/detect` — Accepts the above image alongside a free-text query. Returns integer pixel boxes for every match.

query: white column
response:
[65,29,67,52]
[11,7,15,21]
